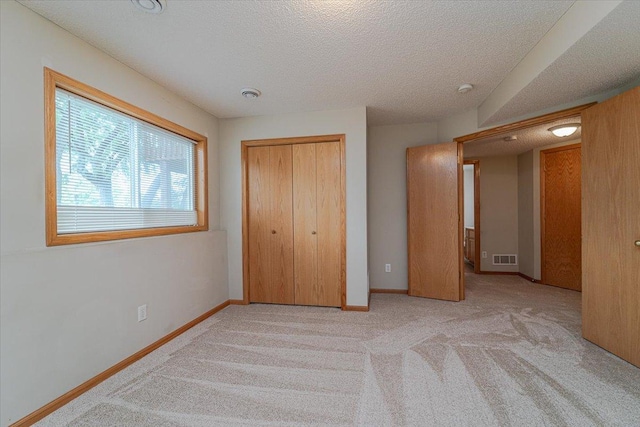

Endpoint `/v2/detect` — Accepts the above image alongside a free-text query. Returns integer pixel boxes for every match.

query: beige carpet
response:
[37,272,640,426]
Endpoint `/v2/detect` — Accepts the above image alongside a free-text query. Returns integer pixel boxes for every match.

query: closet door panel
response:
[316,141,342,307]
[293,143,318,305]
[247,146,272,303]
[269,145,295,304]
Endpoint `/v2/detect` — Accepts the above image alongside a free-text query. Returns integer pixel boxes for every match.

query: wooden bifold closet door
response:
[246,140,342,308]
[247,145,295,304]
[293,142,342,307]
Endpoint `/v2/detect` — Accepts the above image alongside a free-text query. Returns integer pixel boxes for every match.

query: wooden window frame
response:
[44,68,208,246]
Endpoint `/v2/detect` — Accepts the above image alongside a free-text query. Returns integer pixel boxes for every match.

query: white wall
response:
[473,156,520,272]
[0,2,227,425]
[463,165,475,229]
[437,109,479,144]
[367,122,438,290]
[517,150,535,278]
[219,107,369,307]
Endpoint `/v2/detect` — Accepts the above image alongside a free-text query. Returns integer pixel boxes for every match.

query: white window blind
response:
[55,89,197,234]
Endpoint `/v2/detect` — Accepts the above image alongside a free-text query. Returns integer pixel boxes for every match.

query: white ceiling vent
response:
[493,254,518,265]
[131,0,166,14]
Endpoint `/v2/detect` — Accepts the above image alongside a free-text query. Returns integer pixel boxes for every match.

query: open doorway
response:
[456,104,590,286]
[463,160,480,273]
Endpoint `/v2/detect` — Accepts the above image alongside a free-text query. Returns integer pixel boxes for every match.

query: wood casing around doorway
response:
[242,135,346,309]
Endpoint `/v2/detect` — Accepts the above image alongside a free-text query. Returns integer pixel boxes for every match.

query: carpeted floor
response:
[37,272,640,426]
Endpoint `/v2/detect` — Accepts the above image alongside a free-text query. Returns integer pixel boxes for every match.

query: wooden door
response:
[582,86,640,368]
[293,143,319,306]
[247,145,294,304]
[315,141,342,307]
[407,142,463,301]
[541,144,581,291]
[292,142,342,307]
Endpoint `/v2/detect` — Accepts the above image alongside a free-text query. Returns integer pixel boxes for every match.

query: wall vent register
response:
[493,254,518,265]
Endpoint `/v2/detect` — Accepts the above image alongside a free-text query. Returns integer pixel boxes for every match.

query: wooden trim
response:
[10,299,230,427]
[454,103,596,143]
[242,134,346,147]
[457,142,465,300]
[229,299,247,305]
[539,143,582,155]
[543,281,582,292]
[406,149,412,296]
[44,68,208,246]
[241,142,250,305]
[477,271,519,275]
[340,136,347,309]
[44,68,206,141]
[370,288,408,294]
[241,134,347,309]
[518,272,543,284]
[343,305,370,312]
[540,143,581,285]
[47,225,209,246]
[44,68,57,246]
[464,160,481,274]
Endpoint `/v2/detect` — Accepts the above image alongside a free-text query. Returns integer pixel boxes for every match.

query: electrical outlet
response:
[137,304,147,322]
[385,264,391,273]
[482,251,487,259]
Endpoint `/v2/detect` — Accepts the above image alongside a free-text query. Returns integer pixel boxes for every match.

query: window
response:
[45,68,208,245]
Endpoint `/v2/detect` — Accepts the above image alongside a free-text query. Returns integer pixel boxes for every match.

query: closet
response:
[243,135,344,308]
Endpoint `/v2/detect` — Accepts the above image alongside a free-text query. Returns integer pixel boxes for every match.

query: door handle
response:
[271,230,276,234]
[635,240,640,247]
[312,231,317,235]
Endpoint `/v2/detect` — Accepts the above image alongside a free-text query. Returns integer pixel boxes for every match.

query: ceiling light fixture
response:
[131,0,166,14]
[241,88,261,99]
[503,135,518,142]
[549,123,580,137]
[457,83,474,94]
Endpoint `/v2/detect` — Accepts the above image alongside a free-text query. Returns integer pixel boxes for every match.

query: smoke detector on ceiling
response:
[504,135,518,141]
[241,88,262,99]
[131,0,166,14]
[457,84,474,94]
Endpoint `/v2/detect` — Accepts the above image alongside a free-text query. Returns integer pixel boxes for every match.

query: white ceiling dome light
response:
[549,123,580,137]
[131,0,166,14]
[241,88,261,99]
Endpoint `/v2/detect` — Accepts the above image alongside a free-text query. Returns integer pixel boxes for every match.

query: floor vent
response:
[493,254,518,265]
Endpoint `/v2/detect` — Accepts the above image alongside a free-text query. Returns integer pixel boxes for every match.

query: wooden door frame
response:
[463,160,481,274]
[455,103,595,281]
[458,142,465,300]
[454,103,596,143]
[540,143,581,286]
[241,134,347,309]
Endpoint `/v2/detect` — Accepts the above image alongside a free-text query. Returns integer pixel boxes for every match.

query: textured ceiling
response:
[488,0,640,125]
[18,0,578,125]
[463,116,582,158]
